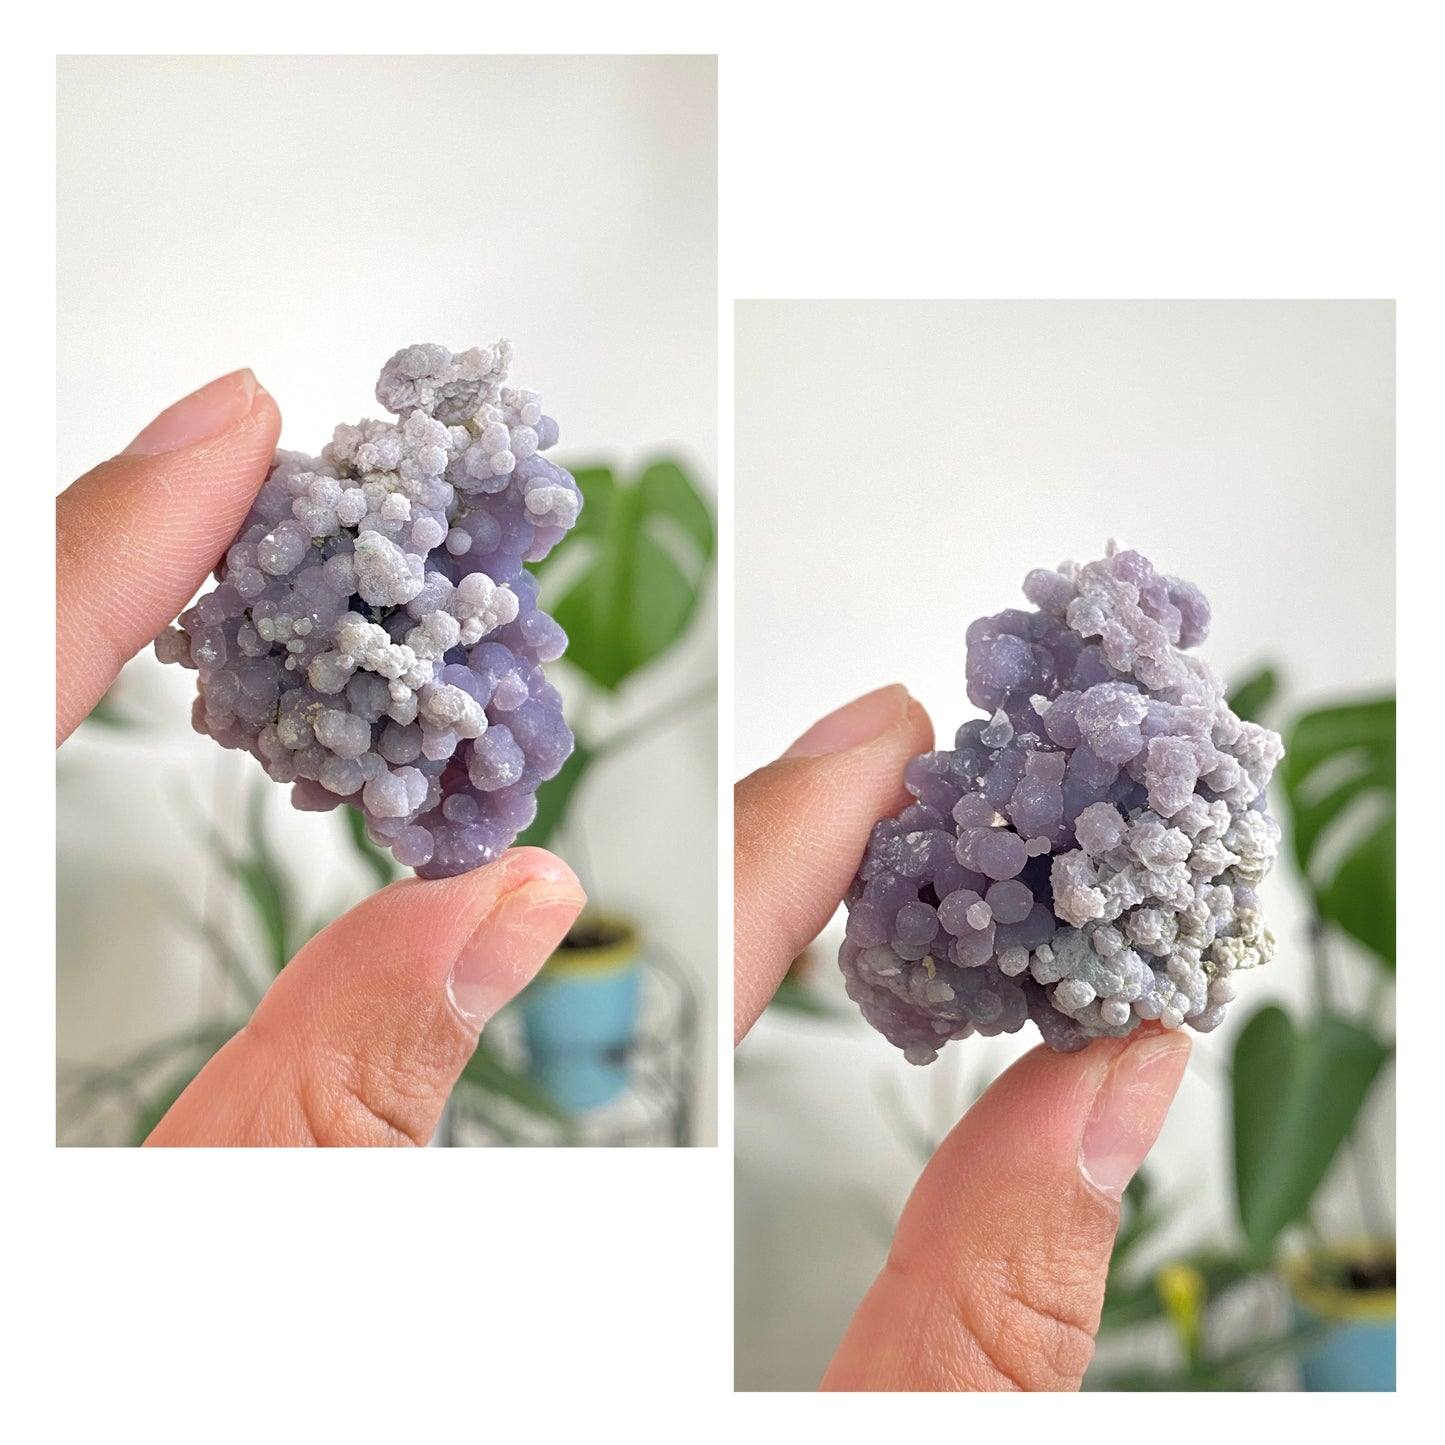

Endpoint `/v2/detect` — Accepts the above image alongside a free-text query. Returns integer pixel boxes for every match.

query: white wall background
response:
[734,300,1394,1386]
[56,56,717,1144]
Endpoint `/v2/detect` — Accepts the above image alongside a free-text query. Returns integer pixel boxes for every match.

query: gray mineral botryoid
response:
[840,541,1284,1059]
[155,340,579,879]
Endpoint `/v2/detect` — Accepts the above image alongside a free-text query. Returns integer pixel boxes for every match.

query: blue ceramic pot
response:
[1285,1243,1396,1392]
[518,917,642,1113]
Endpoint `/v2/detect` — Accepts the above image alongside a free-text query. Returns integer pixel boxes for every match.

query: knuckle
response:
[928,1243,1102,1391]
[990,1272,1099,1388]
[294,1013,467,1147]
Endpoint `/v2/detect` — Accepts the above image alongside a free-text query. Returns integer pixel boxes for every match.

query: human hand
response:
[735,684,1190,1390]
[57,371,585,1146]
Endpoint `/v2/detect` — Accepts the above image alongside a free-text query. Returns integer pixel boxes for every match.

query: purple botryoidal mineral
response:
[840,542,1283,1060]
[155,341,580,879]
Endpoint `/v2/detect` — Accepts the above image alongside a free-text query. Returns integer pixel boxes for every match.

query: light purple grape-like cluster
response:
[155,341,580,879]
[840,542,1283,1060]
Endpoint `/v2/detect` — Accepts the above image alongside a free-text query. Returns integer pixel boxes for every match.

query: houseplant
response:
[1233,673,1395,1390]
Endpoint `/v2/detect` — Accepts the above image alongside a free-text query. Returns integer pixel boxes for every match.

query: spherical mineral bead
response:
[975,829,1027,880]
[314,709,372,760]
[953,794,998,828]
[467,726,525,791]
[391,826,435,868]
[937,889,982,936]
[895,901,940,946]
[952,920,996,967]
[845,900,890,949]
[1055,979,1096,1012]
[257,527,308,575]
[442,792,480,823]
[320,756,364,795]
[996,946,1030,976]
[1099,998,1132,1027]
[362,771,411,818]
[984,879,1033,925]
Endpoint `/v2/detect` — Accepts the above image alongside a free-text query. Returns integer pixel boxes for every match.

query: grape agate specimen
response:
[839,542,1283,1060]
[155,341,580,879]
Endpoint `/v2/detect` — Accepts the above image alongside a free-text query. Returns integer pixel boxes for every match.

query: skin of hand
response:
[57,370,586,1146]
[735,683,1191,1390]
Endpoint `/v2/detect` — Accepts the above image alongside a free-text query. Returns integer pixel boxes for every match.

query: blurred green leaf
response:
[1087,1318,1334,1391]
[514,741,595,852]
[553,465,616,543]
[1318,814,1395,969]
[1279,696,1395,967]
[1228,666,1280,724]
[177,901,266,1008]
[242,786,293,972]
[1110,1168,1173,1275]
[1087,1365,1237,1391]
[1283,697,1394,790]
[343,804,400,890]
[235,859,290,973]
[1100,1251,1255,1331]
[539,459,713,692]
[195,786,298,975]
[452,1087,524,1145]
[460,1038,576,1135]
[872,1074,940,1165]
[131,1057,208,1146]
[637,459,716,565]
[82,690,138,729]
[1232,1005,1391,1258]
[768,975,840,1018]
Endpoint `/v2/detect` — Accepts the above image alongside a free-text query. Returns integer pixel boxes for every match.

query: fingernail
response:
[447,879,586,1027]
[1079,1032,1191,1200]
[784,684,911,759]
[124,369,259,455]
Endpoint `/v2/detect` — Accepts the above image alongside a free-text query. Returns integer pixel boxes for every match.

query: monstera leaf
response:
[1231,1004,1391,1258]
[1227,666,1279,725]
[1279,696,1395,968]
[535,459,714,691]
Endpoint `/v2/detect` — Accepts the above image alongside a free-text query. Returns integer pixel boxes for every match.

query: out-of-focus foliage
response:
[518,457,715,854]
[534,459,715,693]
[1232,1006,1391,1259]
[1227,665,1279,725]
[1280,697,1395,969]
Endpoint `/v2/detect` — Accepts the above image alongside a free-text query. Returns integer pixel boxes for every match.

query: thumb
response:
[822,1028,1191,1390]
[145,849,586,1147]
